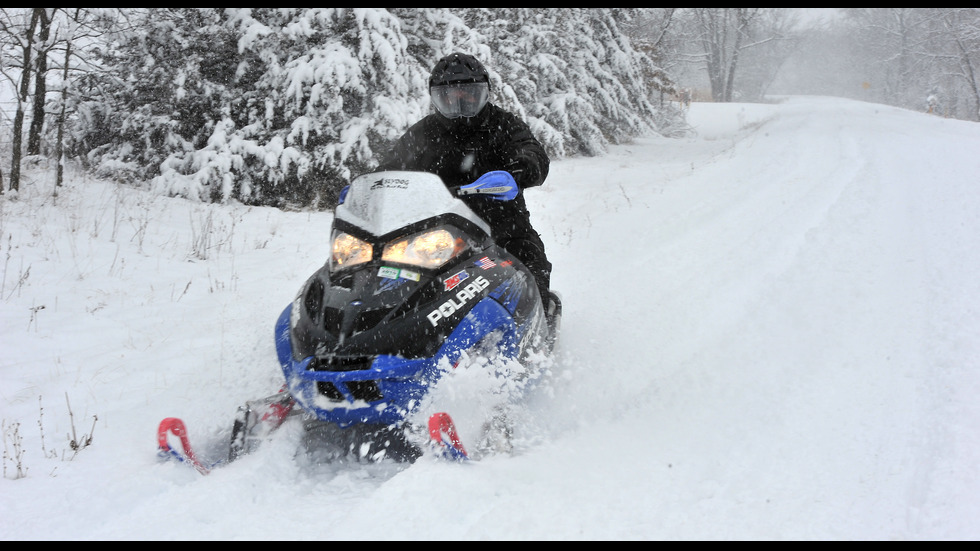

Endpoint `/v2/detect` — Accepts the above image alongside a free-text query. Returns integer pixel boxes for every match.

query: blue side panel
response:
[441,297,517,366]
[277,296,522,427]
[488,278,520,314]
[275,304,293,368]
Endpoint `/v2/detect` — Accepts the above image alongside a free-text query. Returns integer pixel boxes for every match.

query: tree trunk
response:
[56,38,73,191]
[28,9,52,157]
[9,10,40,193]
[722,9,754,102]
[950,32,980,122]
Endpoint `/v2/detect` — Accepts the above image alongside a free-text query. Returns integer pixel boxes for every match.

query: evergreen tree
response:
[185,8,428,206]
[478,8,660,156]
[73,9,243,189]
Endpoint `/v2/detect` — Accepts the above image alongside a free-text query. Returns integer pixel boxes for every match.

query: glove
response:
[505,155,541,188]
[459,171,518,201]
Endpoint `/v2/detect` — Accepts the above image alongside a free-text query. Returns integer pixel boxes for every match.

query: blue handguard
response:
[459,171,518,201]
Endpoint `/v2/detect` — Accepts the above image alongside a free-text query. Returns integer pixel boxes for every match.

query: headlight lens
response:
[382,226,467,269]
[329,225,469,272]
[330,231,373,271]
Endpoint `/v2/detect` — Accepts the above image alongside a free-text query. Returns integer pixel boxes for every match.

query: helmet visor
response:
[431,82,489,119]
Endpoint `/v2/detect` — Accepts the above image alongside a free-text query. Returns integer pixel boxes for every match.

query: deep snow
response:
[2,96,979,540]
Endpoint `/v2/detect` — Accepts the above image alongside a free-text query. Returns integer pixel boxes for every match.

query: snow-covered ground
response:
[2,96,978,540]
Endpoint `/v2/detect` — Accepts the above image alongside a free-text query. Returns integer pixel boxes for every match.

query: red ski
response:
[157,417,216,475]
[428,412,469,460]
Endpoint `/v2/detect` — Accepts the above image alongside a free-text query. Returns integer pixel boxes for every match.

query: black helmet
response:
[429,53,490,119]
[429,52,490,89]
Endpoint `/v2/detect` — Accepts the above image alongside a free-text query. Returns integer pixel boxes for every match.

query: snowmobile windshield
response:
[430,82,489,119]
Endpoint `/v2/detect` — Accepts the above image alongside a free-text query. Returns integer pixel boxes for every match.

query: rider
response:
[376,52,560,326]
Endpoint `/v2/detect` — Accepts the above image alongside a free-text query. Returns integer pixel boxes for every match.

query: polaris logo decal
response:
[427,276,490,327]
[443,269,469,291]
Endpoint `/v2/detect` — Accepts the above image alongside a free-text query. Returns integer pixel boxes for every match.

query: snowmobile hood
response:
[337,171,491,238]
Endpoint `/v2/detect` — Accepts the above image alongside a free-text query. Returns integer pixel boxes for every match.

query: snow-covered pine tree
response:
[154,8,428,207]
[468,8,662,157]
[73,8,242,191]
[544,8,660,155]
[393,8,490,74]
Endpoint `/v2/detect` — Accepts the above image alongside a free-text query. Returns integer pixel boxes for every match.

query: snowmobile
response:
[157,170,561,472]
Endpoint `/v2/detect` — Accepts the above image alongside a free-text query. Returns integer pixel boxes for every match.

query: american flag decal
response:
[474,256,496,270]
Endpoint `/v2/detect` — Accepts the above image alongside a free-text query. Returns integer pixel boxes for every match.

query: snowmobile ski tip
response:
[428,412,469,461]
[157,417,219,475]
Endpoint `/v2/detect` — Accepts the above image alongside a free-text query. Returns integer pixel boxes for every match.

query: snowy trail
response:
[530,97,977,538]
[538,100,868,421]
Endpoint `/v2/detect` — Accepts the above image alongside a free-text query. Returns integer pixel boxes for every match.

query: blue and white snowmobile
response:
[158,171,561,472]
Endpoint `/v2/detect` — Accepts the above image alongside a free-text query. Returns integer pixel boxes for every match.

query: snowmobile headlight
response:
[330,231,373,271]
[382,226,467,269]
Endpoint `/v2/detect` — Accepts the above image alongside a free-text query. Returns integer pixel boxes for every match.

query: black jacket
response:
[376,103,550,241]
